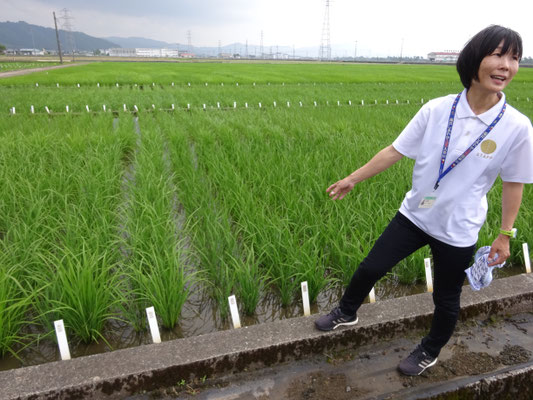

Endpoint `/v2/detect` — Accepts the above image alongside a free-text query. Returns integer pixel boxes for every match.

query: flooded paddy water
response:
[0,263,525,372]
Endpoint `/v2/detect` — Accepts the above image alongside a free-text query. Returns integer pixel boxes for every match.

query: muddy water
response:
[0,263,526,372]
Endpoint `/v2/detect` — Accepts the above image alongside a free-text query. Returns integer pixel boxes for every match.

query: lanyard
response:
[434,93,506,190]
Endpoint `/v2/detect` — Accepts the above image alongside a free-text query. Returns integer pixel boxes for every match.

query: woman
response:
[315,25,533,376]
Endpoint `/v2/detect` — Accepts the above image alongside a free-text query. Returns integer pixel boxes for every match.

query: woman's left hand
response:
[488,235,511,266]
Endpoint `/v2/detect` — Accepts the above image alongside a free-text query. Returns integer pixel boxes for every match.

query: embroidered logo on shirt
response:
[480,140,497,154]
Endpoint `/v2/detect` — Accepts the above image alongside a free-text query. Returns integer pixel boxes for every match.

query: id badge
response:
[419,196,437,209]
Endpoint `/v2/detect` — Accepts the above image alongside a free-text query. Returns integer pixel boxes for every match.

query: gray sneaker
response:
[398,345,438,376]
[314,306,358,331]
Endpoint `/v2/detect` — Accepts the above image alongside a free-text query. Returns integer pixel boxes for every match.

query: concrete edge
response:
[390,360,533,400]
[1,273,532,400]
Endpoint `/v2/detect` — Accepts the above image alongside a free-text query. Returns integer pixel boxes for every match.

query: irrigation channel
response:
[0,62,532,374]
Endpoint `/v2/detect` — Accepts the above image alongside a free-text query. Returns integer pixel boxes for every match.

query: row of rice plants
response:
[0,114,135,355]
[118,116,191,330]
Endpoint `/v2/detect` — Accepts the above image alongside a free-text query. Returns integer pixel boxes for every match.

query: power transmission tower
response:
[60,8,76,61]
[319,0,331,60]
[187,30,192,54]
[245,39,248,58]
[218,40,222,58]
[260,30,264,59]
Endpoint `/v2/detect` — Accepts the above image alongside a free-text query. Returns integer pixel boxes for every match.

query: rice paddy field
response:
[1,61,532,369]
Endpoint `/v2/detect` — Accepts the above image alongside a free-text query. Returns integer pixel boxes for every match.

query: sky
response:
[2,0,532,58]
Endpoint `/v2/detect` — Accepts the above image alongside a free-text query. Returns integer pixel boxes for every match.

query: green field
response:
[1,61,532,363]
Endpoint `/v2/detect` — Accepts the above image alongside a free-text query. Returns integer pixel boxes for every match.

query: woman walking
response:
[315,25,533,376]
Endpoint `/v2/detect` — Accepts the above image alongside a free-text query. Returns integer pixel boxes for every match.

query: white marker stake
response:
[337,101,340,106]
[349,100,352,105]
[31,105,34,114]
[54,320,71,361]
[187,104,190,110]
[233,101,237,108]
[10,107,15,115]
[103,104,106,112]
[273,101,277,107]
[386,100,389,105]
[228,295,241,329]
[77,83,80,88]
[407,100,410,104]
[258,102,262,108]
[245,103,248,108]
[314,101,317,107]
[203,104,206,110]
[424,258,434,293]
[171,82,174,86]
[85,105,90,112]
[361,100,364,106]
[35,83,39,87]
[375,100,377,105]
[152,104,156,110]
[146,307,161,344]
[188,82,191,87]
[217,102,220,109]
[123,104,127,112]
[369,287,376,303]
[134,105,139,112]
[523,243,531,273]
[97,83,100,87]
[287,101,290,107]
[171,104,175,110]
[56,83,59,87]
[45,106,50,114]
[65,105,69,113]
[116,83,119,87]
[299,101,303,107]
[205,82,208,86]
[396,100,399,104]
[301,281,311,316]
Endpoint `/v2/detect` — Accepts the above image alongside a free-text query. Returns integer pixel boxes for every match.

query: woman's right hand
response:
[326,176,356,200]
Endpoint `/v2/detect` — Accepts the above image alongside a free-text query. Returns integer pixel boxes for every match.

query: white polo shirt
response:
[393,89,533,247]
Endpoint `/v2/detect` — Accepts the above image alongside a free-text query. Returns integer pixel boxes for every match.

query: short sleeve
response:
[392,104,430,160]
[500,122,533,183]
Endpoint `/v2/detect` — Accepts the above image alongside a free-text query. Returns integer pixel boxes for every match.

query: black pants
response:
[339,211,475,358]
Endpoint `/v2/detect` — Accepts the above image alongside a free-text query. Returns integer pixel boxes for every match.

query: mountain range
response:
[0,21,316,58]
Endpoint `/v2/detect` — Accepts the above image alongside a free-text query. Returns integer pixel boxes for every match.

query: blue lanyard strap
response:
[434,93,506,190]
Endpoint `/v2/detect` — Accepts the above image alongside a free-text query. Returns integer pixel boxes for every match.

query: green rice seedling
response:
[0,262,35,357]
[33,245,120,344]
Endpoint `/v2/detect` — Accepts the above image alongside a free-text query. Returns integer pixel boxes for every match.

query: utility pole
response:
[53,12,63,64]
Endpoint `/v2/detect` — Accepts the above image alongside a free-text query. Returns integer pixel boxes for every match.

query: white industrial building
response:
[427,51,460,63]
[108,48,183,58]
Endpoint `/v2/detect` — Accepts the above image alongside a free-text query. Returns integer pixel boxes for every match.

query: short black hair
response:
[456,25,523,89]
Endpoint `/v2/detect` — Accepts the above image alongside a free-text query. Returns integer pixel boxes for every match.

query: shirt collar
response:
[455,88,506,126]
